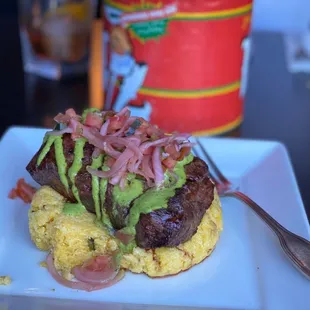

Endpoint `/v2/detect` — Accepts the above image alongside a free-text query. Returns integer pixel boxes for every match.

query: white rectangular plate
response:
[0,127,309,310]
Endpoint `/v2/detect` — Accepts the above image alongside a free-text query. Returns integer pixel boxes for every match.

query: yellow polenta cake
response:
[29,186,222,279]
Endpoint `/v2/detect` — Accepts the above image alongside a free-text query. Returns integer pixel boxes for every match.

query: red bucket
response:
[103,0,252,135]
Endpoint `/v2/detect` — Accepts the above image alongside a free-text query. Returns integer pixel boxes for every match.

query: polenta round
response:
[29,186,223,279]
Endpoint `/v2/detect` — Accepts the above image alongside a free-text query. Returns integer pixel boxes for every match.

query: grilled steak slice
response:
[104,157,215,248]
[135,157,214,248]
[74,141,95,212]
[105,183,131,229]
[27,134,215,248]
[104,179,150,230]
[26,134,97,213]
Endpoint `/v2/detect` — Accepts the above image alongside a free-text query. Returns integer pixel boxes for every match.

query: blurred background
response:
[0,0,310,219]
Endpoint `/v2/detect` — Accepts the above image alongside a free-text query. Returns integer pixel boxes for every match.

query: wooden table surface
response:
[0,16,309,222]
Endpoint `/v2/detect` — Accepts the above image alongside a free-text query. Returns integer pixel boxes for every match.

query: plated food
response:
[14,107,222,291]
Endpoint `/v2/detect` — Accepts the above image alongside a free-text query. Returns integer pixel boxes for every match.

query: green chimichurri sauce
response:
[37,135,69,191]
[112,173,144,207]
[81,108,101,122]
[90,154,104,220]
[63,203,86,216]
[54,136,69,192]
[68,138,87,203]
[122,153,193,236]
[37,135,56,166]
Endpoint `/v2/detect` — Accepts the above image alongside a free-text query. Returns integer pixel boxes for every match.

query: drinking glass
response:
[19,0,93,63]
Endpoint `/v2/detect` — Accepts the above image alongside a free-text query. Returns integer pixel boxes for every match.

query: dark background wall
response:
[0,1,25,130]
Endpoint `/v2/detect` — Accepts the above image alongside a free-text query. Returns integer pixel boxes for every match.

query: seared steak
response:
[26,134,96,213]
[26,135,215,248]
[135,157,214,248]
[105,183,131,229]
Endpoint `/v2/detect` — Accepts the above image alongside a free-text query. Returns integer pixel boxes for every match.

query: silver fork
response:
[193,138,310,279]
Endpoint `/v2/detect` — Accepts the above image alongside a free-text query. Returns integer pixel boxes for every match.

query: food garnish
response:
[49,107,193,188]
[46,253,124,292]
[8,178,36,204]
[23,107,222,291]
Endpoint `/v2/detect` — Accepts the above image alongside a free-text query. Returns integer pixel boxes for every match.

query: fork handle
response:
[224,191,310,279]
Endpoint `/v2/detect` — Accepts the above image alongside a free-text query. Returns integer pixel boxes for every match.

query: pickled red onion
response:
[92,147,102,158]
[72,255,119,284]
[125,136,141,146]
[103,143,121,159]
[112,117,136,137]
[142,155,155,179]
[110,165,127,186]
[119,173,128,191]
[127,155,139,173]
[100,118,110,136]
[46,253,124,291]
[49,107,193,188]
[140,134,189,154]
[116,106,130,117]
[152,147,164,186]
[87,149,134,179]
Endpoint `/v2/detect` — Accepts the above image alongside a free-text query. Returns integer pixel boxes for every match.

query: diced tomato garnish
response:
[8,178,37,204]
[65,108,77,118]
[178,146,191,161]
[106,156,116,168]
[108,115,127,132]
[143,146,154,155]
[84,112,103,130]
[115,230,134,245]
[83,255,113,272]
[165,144,180,160]
[162,156,177,169]
[146,124,163,139]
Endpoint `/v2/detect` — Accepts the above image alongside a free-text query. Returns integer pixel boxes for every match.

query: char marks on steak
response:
[26,134,96,213]
[135,157,214,248]
[105,183,131,230]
